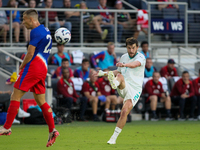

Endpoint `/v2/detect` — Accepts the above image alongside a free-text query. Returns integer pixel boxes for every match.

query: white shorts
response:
[117,81,141,107]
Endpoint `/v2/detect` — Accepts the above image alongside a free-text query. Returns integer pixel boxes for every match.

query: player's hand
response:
[116,62,125,67]
[181,93,189,99]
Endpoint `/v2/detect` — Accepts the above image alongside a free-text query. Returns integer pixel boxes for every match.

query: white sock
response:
[111,127,122,140]
[113,79,120,87]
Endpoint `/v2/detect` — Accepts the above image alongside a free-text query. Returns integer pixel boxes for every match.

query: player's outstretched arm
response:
[116,61,141,68]
[19,45,36,71]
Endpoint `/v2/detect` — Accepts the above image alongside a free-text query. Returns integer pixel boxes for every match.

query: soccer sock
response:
[152,111,157,117]
[113,79,120,87]
[4,101,20,129]
[40,102,55,133]
[166,109,171,117]
[112,127,122,140]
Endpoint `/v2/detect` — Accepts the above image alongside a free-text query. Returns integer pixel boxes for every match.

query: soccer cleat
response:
[101,29,108,40]
[13,119,20,124]
[46,129,60,147]
[0,126,12,136]
[107,136,116,144]
[165,117,174,121]
[178,117,186,121]
[108,71,117,89]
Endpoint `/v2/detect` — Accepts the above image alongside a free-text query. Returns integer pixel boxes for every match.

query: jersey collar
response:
[129,52,138,59]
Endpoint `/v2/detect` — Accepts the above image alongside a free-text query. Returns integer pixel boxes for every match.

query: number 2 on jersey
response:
[43,34,52,53]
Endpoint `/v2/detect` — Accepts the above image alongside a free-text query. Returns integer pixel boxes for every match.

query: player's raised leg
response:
[33,93,59,147]
[0,88,26,136]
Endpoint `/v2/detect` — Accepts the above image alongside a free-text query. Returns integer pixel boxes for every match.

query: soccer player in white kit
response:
[95,37,146,144]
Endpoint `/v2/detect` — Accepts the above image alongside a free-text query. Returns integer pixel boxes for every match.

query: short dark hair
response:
[82,58,89,63]
[61,67,69,74]
[182,71,189,75]
[141,41,148,47]
[62,58,69,62]
[125,37,138,47]
[153,71,160,75]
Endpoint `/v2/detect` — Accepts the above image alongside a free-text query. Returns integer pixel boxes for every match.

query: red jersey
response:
[40,11,57,22]
[170,78,194,97]
[97,77,115,96]
[54,66,73,79]
[192,77,200,96]
[81,81,100,101]
[98,5,110,19]
[57,78,79,102]
[143,79,164,102]
[160,65,178,77]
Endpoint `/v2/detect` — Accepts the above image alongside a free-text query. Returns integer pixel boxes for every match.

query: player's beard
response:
[128,51,137,58]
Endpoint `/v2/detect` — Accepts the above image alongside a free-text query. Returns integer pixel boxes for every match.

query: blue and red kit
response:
[14,25,52,94]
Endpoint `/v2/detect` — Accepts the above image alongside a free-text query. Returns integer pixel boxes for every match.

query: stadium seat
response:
[0,53,16,66]
[53,0,63,8]
[126,0,141,9]
[190,0,200,10]
[151,9,163,19]
[188,23,200,43]
[195,14,200,23]
[48,65,58,76]
[51,78,60,97]
[163,8,178,19]
[188,14,195,23]
[141,1,147,10]
[153,62,166,72]
[85,0,99,9]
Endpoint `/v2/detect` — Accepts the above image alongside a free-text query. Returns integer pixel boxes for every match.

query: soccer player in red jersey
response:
[160,59,178,79]
[0,9,59,147]
[193,69,200,120]
[143,71,172,121]
[170,71,197,121]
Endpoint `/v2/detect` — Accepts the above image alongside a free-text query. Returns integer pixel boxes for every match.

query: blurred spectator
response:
[17,0,43,7]
[6,0,24,43]
[0,0,9,44]
[193,69,200,120]
[79,1,108,40]
[158,0,179,11]
[91,42,116,70]
[6,0,28,43]
[51,43,73,66]
[81,69,111,121]
[170,71,197,121]
[53,58,73,79]
[98,0,123,43]
[97,69,118,110]
[145,58,157,78]
[56,0,72,32]
[143,72,172,121]
[57,68,79,111]
[140,41,150,58]
[40,0,71,32]
[160,59,178,79]
[115,0,138,39]
[74,58,90,81]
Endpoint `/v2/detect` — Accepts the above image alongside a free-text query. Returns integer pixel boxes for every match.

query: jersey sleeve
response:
[135,54,146,66]
[29,29,42,47]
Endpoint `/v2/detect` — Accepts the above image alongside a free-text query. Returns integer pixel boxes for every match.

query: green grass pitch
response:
[1,121,200,150]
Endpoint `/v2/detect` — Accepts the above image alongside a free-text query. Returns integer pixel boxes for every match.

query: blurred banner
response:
[151,19,185,33]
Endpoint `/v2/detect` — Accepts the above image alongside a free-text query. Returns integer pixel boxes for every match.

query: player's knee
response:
[150,95,158,102]
[121,108,129,118]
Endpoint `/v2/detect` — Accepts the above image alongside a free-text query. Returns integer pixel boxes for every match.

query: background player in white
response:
[94,37,146,144]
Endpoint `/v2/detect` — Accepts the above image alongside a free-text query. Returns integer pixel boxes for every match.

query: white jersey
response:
[117,51,146,93]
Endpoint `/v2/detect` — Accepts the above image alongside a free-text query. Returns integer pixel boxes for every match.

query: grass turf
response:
[0,121,200,150]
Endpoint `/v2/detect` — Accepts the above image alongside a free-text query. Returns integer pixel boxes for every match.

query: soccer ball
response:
[54,28,71,44]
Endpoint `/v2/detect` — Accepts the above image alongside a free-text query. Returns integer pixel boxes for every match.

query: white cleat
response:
[107,137,116,144]
[18,108,30,118]
[107,71,117,89]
